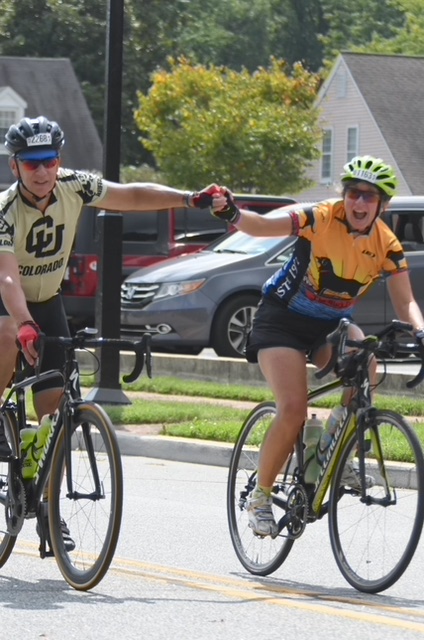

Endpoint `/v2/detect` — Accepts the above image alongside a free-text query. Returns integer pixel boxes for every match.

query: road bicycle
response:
[227,319,424,593]
[0,329,152,591]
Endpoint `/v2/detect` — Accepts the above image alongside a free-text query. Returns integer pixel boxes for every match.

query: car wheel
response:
[211,294,260,358]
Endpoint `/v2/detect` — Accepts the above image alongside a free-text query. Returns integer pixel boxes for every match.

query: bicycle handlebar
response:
[315,318,424,389]
[31,330,153,382]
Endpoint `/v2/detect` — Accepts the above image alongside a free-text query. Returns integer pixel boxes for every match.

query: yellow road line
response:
[13,543,424,633]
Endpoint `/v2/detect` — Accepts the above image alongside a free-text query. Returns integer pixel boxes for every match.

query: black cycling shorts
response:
[0,294,70,393]
[245,297,348,364]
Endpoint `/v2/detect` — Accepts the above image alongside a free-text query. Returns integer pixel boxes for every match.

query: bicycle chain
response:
[286,484,308,538]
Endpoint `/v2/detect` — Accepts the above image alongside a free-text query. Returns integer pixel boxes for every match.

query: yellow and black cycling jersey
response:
[263,199,407,320]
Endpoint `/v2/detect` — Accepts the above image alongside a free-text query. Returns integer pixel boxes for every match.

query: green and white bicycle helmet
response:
[341,155,398,198]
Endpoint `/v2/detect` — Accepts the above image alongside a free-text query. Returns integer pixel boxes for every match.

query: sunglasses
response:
[17,157,59,171]
[345,187,380,204]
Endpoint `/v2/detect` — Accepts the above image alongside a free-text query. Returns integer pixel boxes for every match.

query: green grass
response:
[21,375,424,463]
[106,400,244,442]
[81,373,424,416]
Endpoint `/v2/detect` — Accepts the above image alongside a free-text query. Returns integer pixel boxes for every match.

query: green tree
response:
[321,0,406,61]
[176,0,326,73]
[354,0,424,55]
[135,57,321,193]
[0,0,412,171]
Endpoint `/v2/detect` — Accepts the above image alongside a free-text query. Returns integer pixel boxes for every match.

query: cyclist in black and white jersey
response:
[0,115,226,462]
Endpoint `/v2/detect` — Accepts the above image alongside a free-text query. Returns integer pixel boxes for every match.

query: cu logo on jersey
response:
[26,216,65,258]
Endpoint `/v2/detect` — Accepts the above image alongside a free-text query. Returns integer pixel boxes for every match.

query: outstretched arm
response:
[96,181,227,212]
[233,207,296,237]
[211,188,296,237]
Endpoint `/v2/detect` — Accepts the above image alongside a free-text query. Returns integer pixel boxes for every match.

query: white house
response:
[298,52,424,199]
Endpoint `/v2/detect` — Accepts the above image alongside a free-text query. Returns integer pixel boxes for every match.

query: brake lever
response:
[122,335,153,383]
[406,341,424,388]
[315,318,351,379]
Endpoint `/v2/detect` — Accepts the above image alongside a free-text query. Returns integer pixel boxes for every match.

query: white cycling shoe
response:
[246,490,278,537]
[340,460,375,490]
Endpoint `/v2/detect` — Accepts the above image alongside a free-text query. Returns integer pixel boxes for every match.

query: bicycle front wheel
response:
[227,401,296,576]
[48,403,123,590]
[329,409,424,593]
[0,410,19,566]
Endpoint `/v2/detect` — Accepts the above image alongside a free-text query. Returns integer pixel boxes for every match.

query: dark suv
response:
[62,194,296,331]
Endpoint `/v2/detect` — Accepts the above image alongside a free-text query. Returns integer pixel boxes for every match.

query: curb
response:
[115,431,234,467]
[114,432,418,490]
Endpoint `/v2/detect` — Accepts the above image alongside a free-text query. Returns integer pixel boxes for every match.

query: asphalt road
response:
[2,456,424,640]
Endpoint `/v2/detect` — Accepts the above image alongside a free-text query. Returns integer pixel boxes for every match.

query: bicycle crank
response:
[278,484,309,539]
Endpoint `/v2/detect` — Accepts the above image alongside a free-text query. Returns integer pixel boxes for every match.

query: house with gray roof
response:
[0,56,102,189]
[298,53,424,199]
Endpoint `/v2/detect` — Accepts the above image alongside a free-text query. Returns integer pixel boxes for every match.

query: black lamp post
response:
[86,0,130,404]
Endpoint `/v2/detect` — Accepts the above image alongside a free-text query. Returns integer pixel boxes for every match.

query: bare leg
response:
[256,347,309,489]
[33,388,63,422]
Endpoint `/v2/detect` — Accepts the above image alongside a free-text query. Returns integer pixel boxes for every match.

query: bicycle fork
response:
[357,409,397,507]
[63,409,104,502]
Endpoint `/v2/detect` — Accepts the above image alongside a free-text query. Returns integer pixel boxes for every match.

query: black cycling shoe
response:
[37,517,76,553]
[0,419,13,461]
[59,519,76,552]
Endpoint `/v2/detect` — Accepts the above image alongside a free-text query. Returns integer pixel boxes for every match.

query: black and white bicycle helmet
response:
[5,116,65,156]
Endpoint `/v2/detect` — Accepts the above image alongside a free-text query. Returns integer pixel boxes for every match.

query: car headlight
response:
[154,279,206,300]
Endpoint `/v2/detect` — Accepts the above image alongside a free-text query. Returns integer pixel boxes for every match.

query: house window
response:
[0,109,18,154]
[347,127,358,162]
[321,129,333,182]
[337,68,347,98]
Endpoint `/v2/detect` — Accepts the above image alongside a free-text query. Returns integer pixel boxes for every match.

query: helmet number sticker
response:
[27,133,53,146]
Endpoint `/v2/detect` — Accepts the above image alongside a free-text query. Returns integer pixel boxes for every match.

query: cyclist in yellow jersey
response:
[211,156,424,537]
[0,115,226,462]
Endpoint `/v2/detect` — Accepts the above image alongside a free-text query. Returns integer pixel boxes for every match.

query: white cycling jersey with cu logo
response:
[0,168,108,302]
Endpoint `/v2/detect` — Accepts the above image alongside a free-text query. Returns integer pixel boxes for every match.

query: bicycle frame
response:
[276,350,381,526]
[1,369,65,510]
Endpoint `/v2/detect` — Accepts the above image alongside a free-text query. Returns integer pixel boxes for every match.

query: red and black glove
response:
[185,185,221,209]
[211,189,241,224]
[16,320,41,352]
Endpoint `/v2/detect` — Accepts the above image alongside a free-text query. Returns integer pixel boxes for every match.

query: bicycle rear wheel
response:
[48,403,123,590]
[329,409,424,593]
[0,410,19,566]
[227,401,296,576]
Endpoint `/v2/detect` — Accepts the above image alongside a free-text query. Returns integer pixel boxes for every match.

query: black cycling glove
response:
[211,190,241,224]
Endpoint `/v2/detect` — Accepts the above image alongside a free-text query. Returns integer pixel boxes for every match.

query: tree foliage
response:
[0,0,415,173]
[353,0,424,56]
[135,58,321,193]
[320,0,406,60]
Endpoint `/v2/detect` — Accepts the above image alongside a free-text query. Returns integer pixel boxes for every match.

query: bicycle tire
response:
[328,409,424,593]
[48,403,123,590]
[227,401,296,576]
[0,410,19,566]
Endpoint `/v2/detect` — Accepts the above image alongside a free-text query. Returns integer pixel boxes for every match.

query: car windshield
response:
[213,231,282,255]
[210,204,308,256]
